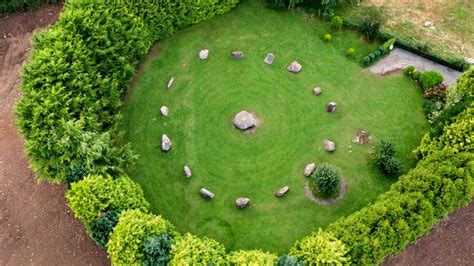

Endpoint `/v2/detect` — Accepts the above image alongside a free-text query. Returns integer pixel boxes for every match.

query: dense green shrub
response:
[359,6,384,40]
[403,66,415,77]
[310,163,341,195]
[143,234,173,266]
[323,33,332,42]
[420,71,444,90]
[329,150,473,264]
[227,250,278,265]
[290,229,350,265]
[65,163,87,189]
[91,209,121,248]
[107,209,176,265]
[331,16,343,31]
[276,255,303,266]
[169,233,227,265]
[362,38,396,66]
[346,47,356,57]
[372,140,401,176]
[383,38,396,52]
[66,175,149,227]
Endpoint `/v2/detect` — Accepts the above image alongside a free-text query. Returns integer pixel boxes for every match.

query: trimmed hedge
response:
[16,0,473,264]
[227,250,278,265]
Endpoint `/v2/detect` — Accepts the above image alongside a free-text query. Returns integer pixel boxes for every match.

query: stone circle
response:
[231,51,244,59]
[167,76,175,89]
[184,165,192,178]
[327,102,337,112]
[313,87,322,95]
[275,186,290,197]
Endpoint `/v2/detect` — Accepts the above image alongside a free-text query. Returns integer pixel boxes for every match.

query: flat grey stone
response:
[167,77,174,89]
[161,134,172,152]
[323,140,335,152]
[235,197,250,208]
[275,186,290,197]
[200,188,215,199]
[304,163,316,177]
[313,87,322,95]
[264,53,274,65]
[233,111,257,130]
[231,51,244,59]
[160,106,169,117]
[287,61,302,73]
[184,165,192,178]
[199,49,209,60]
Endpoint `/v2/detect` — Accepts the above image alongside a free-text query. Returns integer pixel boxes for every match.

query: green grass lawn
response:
[122,0,428,254]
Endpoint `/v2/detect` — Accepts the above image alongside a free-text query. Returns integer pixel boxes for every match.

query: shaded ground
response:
[0,5,108,265]
[368,48,463,85]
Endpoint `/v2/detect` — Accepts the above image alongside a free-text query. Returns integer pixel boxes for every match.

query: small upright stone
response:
[304,163,316,177]
[313,87,322,95]
[200,188,215,199]
[264,53,274,65]
[161,134,172,152]
[323,140,336,152]
[160,106,169,117]
[233,111,257,131]
[183,166,192,178]
[275,186,290,197]
[199,49,209,60]
[287,61,302,74]
[235,197,250,209]
[327,102,337,112]
[231,51,244,59]
[167,77,175,89]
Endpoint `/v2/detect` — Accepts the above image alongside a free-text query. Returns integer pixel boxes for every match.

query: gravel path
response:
[368,48,463,86]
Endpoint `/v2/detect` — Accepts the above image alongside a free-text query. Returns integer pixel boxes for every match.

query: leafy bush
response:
[412,70,421,82]
[310,163,341,195]
[276,255,303,266]
[66,175,149,227]
[227,250,278,265]
[143,234,173,266]
[423,98,444,123]
[403,66,415,77]
[331,16,343,31]
[383,38,397,52]
[91,209,121,248]
[290,229,350,265]
[107,209,176,265]
[329,150,473,264]
[372,140,401,176]
[169,233,226,265]
[359,6,385,40]
[420,71,444,90]
[323,33,332,42]
[346,47,356,57]
[65,163,88,189]
[362,38,396,66]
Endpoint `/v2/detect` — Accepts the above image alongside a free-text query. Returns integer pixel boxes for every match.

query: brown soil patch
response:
[0,5,108,265]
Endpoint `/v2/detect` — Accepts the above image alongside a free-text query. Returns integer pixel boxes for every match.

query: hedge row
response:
[362,38,396,66]
[17,0,473,265]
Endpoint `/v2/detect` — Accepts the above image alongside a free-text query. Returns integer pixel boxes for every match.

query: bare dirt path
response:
[0,5,108,265]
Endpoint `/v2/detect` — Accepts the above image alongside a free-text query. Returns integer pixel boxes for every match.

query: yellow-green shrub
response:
[169,233,227,265]
[227,250,278,266]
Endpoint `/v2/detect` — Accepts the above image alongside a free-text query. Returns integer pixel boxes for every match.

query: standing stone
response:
[235,197,250,208]
[161,134,172,152]
[200,188,215,199]
[231,51,244,59]
[199,49,209,60]
[323,140,336,152]
[327,102,337,112]
[304,163,316,177]
[183,165,192,178]
[287,61,302,73]
[275,186,290,197]
[160,106,169,117]
[233,111,257,130]
[264,53,274,65]
[313,87,322,95]
[167,77,175,89]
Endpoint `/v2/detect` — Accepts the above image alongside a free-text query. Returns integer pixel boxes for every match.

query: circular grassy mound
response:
[122,1,428,253]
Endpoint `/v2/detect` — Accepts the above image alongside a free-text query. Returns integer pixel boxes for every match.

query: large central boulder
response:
[233,111,258,131]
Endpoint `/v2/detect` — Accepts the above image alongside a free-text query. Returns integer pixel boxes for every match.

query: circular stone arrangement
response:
[156,49,348,208]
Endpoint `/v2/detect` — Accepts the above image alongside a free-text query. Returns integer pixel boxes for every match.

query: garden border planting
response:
[16,1,473,265]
